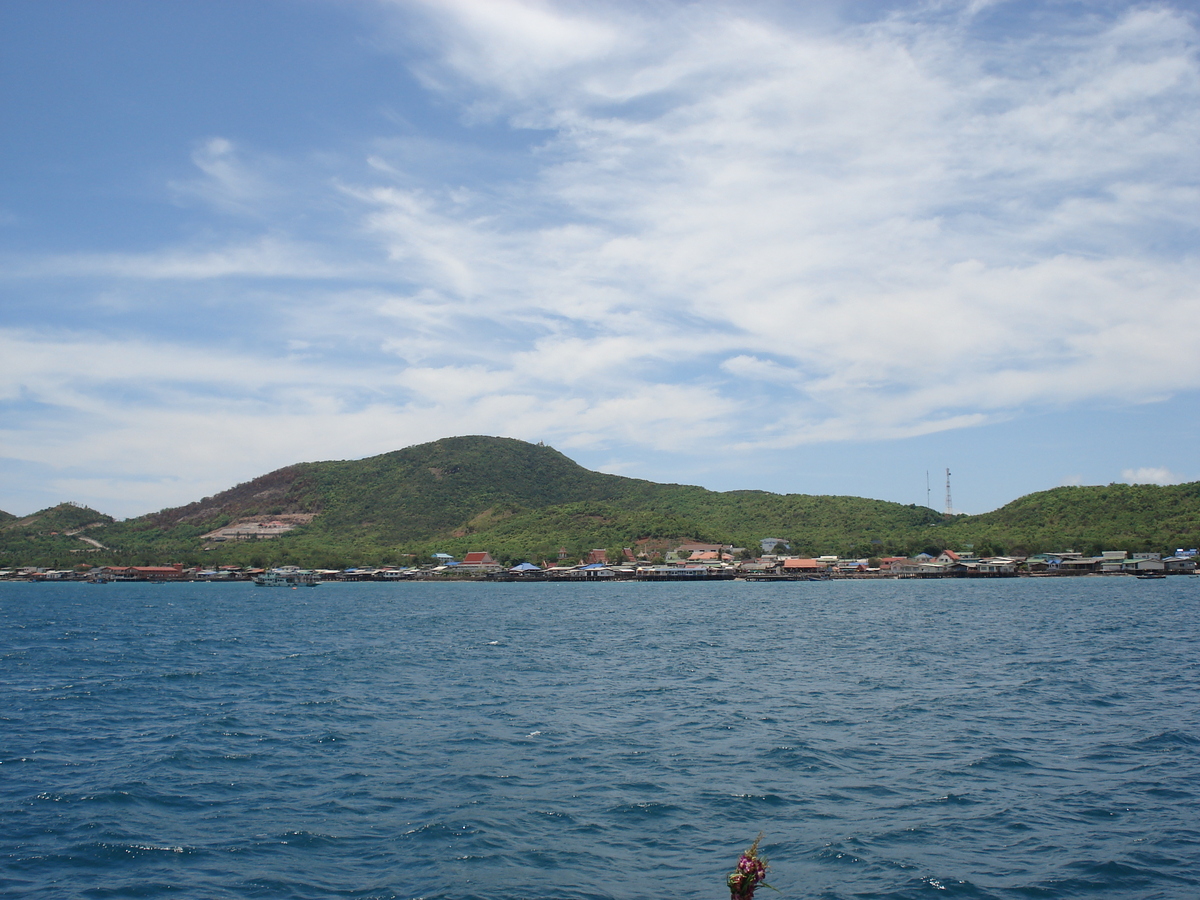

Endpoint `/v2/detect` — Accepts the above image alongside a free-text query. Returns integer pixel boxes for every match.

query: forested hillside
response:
[2,437,1198,568]
[943,482,1200,557]
[0,503,114,562]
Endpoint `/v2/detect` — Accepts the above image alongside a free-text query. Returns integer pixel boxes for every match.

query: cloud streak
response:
[364,1,1200,428]
[2,0,1197,515]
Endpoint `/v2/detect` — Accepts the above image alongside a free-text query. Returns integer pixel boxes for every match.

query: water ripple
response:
[2,578,1198,898]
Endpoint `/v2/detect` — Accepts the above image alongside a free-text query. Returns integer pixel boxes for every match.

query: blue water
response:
[2,579,1198,899]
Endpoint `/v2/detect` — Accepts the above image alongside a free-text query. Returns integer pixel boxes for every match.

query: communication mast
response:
[944,468,954,519]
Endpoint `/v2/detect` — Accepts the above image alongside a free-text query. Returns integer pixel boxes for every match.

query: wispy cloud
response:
[6,235,355,280]
[3,0,1198,515]
[1122,466,1182,486]
[363,0,1200,435]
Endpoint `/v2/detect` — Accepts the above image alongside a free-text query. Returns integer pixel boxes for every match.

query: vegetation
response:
[940,482,1200,558]
[3,437,1198,568]
[0,503,115,567]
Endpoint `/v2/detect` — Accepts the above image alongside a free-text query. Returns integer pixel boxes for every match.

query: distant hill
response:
[0,502,114,564]
[3,437,1198,567]
[116,436,940,564]
[0,509,14,525]
[1,502,113,534]
[943,482,1200,557]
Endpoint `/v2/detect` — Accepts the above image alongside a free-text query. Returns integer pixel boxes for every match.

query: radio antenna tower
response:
[944,468,954,518]
[926,470,931,509]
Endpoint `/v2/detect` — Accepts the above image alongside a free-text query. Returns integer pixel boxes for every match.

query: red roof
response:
[783,558,824,569]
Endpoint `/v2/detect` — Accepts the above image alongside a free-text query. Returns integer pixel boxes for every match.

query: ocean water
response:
[2,578,1198,900]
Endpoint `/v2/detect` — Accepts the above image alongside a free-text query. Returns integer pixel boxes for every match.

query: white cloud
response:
[361,0,1200,436]
[5,1,1200,515]
[169,137,274,216]
[1122,467,1182,486]
[9,236,354,280]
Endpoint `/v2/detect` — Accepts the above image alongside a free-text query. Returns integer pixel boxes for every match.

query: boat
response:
[254,569,319,587]
[1135,573,1167,580]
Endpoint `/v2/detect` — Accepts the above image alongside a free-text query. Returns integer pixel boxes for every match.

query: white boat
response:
[254,569,319,587]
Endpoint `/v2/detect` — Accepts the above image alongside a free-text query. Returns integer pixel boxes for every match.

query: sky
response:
[2,0,1198,519]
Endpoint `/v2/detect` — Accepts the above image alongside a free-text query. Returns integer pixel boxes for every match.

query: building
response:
[457,551,503,573]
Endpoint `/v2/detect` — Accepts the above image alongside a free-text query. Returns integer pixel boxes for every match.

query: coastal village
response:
[4,541,1197,582]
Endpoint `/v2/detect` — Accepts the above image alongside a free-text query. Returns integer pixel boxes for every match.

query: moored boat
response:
[254,569,319,587]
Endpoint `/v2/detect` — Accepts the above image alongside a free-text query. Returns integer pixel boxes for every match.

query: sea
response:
[2,578,1198,900]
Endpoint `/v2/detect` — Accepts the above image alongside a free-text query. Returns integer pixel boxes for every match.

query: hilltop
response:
[1,436,1197,568]
[0,503,114,563]
[943,481,1200,557]
[106,436,941,565]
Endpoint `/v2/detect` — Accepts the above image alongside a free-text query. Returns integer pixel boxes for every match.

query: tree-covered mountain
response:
[942,482,1200,557]
[104,436,941,565]
[2,436,1198,568]
[0,503,114,564]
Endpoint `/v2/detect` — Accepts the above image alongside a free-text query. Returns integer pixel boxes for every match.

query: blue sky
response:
[2,0,1198,519]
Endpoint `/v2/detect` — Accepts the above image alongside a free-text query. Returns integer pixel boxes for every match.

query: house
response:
[508,562,542,575]
[1120,556,1165,574]
[576,562,616,578]
[782,558,826,574]
[890,558,958,577]
[1056,556,1103,575]
[966,557,1018,576]
[457,551,503,573]
[101,564,186,581]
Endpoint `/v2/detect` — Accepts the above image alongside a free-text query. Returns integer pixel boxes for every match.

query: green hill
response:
[102,436,937,565]
[942,482,1200,557]
[0,503,114,564]
[8,437,939,566]
[3,437,1198,568]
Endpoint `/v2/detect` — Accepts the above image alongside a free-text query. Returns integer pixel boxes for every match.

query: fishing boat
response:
[254,569,319,587]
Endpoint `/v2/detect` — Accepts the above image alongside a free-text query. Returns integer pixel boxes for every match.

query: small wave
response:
[128,843,187,853]
[901,792,977,808]
[1133,730,1200,751]
[815,844,863,866]
[760,745,827,771]
[606,800,682,819]
[966,750,1035,770]
[1035,856,1186,893]
[933,792,975,806]
[276,830,339,848]
[92,841,194,859]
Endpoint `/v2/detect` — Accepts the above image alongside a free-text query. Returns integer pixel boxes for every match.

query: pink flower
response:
[727,833,773,899]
